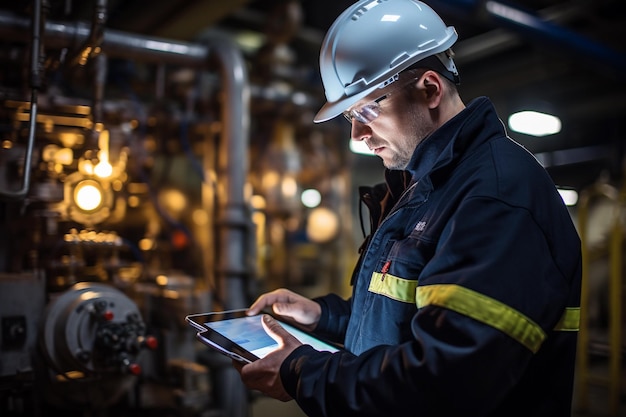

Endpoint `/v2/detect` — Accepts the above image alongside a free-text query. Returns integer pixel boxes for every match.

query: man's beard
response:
[384,109,430,170]
[372,135,418,170]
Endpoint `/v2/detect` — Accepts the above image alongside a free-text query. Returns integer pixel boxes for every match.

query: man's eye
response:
[360,105,380,121]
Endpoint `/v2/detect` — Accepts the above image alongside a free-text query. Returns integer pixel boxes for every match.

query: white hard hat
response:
[314,0,459,123]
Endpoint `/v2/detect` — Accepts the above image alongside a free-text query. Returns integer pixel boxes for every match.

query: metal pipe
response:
[0,9,253,417]
[89,52,107,150]
[428,0,626,73]
[0,10,253,307]
[0,2,40,201]
[200,35,251,417]
[67,0,107,67]
[484,1,626,73]
[196,33,251,417]
[0,11,208,66]
[209,35,251,312]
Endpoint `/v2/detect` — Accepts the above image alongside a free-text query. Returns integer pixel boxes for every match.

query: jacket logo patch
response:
[414,221,427,232]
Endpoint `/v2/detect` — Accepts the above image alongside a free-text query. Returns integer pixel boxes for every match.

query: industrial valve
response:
[39,281,155,402]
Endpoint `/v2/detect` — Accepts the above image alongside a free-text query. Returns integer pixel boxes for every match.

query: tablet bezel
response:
[186,309,340,363]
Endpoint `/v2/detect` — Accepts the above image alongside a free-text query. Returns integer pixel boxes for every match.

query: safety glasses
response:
[342,76,419,124]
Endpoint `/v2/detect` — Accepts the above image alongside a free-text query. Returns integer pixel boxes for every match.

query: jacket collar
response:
[362,97,506,229]
[403,96,505,183]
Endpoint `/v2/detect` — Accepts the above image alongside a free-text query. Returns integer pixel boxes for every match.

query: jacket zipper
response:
[356,181,422,284]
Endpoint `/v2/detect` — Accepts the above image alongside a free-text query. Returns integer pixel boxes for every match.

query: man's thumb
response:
[261,314,287,346]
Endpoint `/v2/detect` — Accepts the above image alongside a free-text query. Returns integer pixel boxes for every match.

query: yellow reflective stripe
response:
[416,284,546,353]
[368,272,418,304]
[553,307,580,331]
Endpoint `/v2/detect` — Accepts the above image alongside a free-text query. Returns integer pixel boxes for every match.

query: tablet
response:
[186,309,340,364]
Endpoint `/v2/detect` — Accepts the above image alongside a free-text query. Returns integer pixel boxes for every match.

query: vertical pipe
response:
[210,36,251,311]
[207,36,251,417]
[0,13,254,415]
[0,0,40,201]
[68,0,107,67]
[90,52,107,149]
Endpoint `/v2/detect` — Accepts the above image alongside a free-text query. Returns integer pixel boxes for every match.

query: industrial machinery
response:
[1,1,624,416]
[0,1,257,416]
[0,0,355,414]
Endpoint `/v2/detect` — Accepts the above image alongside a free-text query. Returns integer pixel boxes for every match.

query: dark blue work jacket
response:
[280,97,582,417]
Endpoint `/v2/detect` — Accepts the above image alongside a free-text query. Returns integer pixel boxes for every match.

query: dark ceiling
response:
[1,0,625,190]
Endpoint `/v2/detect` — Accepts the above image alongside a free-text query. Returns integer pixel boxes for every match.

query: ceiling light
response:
[558,188,578,206]
[508,110,561,137]
[301,189,321,208]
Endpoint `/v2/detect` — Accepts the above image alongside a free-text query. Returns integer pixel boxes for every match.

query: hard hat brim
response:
[314,49,460,123]
[313,85,380,123]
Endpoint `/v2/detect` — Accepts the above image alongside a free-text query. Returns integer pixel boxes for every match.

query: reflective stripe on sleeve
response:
[553,307,580,331]
[368,272,418,304]
[416,284,546,353]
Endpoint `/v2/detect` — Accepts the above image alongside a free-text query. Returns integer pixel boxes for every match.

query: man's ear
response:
[421,71,443,109]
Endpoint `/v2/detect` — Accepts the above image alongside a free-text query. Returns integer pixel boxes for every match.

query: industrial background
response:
[0,0,624,416]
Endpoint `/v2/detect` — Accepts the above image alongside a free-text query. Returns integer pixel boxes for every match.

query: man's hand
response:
[234,315,302,402]
[247,288,321,331]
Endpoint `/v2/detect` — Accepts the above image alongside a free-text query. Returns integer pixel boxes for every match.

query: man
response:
[236,1,582,416]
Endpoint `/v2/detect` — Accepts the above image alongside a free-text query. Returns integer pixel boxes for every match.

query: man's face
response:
[346,75,434,170]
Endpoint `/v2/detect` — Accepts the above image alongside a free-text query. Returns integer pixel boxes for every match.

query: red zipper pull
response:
[381,260,391,281]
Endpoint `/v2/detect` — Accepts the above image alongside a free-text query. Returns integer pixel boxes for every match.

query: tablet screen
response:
[203,314,339,359]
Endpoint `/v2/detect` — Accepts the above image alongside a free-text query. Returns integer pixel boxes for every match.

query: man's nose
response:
[350,120,372,142]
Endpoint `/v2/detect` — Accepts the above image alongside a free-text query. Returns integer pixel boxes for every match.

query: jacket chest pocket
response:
[359,234,435,345]
[368,231,435,302]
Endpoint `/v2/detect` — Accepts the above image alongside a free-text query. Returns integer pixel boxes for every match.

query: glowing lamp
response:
[73,180,103,212]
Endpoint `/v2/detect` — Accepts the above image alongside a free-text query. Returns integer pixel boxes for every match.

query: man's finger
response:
[261,314,288,346]
[247,296,271,315]
[247,290,287,315]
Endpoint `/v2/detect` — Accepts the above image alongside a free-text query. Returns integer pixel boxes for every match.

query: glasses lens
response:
[344,102,381,124]
[358,103,380,123]
[342,76,418,124]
